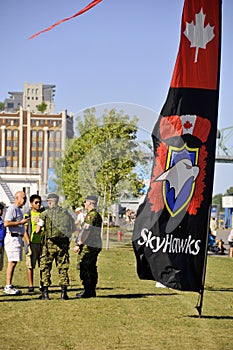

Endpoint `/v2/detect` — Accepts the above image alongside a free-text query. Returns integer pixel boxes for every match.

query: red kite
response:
[29,0,103,39]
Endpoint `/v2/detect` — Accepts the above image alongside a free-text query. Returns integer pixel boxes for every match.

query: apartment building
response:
[0,108,74,205]
[3,82,56,114]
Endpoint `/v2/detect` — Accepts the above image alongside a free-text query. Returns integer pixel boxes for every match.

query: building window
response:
[38,160,42,168]
[32,130,37,138]
[32,141,37,148]
[31,160,37,167]
[13,160,18,167]
[6,160,11,166]
[38,151,43,157]
[6,140,11,147]
[27,97,30,100]
[6,150,11,156]
[13,141,18,147]
[32,151,37,157]
[27,88,30,94]
[7,103,14,109]
[6,130,11,137]
[13,130,18,138]
[55,151,61,158]
[55,131,60,139]
[38,131,43,139]
[38,141,43,148]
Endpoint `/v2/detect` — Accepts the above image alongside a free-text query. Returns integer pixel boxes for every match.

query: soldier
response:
[36,193,77,300]
[74,195,102,298]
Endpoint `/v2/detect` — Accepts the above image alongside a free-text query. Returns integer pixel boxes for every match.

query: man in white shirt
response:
[4,191,29,295]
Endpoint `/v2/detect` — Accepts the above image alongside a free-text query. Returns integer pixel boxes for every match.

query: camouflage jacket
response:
[81,209,102,249]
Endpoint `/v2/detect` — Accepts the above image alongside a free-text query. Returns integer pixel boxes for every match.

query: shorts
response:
[0,246,4,271]
[4,233,23,262]
[28,243,42,269]
[229,241,233,248]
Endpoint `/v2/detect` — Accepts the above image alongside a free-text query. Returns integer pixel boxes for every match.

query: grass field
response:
[0,234,232,350]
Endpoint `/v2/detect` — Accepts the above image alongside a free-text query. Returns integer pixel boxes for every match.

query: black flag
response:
[132,0,222,292]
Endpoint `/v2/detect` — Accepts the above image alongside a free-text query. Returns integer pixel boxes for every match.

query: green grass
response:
[0,240,232,350]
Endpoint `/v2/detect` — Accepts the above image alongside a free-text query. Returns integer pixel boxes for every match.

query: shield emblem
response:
[160,143,200,217]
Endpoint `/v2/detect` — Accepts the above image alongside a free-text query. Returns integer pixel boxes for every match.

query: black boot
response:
[76,285,96,298]
[61,285,69,300]
[40,286,50,300]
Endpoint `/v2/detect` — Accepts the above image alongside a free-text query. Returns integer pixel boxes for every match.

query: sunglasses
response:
[34,201,41,204]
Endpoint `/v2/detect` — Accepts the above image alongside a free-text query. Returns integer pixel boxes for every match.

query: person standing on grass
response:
[3,191,30,295]
[24,194,44,292]
[74,195,102,298]
[228,229,233,258]
[0,202,6,273]
[36,193,77,300]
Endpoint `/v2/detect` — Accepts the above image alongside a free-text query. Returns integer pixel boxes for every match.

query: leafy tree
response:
[55,108,145,208]
[212,193,223,212]
[0,102,4,111]
[224,186,233,195]
[36,101,47,113]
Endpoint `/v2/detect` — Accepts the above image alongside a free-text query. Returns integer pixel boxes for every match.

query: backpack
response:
[45,206,74,239]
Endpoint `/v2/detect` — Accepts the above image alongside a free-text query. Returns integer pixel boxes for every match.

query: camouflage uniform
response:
[39,206,75,287]
[78,208,102,295]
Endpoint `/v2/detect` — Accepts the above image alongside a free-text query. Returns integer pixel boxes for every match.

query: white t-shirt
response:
[228,230,233,243]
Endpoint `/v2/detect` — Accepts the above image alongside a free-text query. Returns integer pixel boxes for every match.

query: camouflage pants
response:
[77,246,101,290]
[40,239,70,287]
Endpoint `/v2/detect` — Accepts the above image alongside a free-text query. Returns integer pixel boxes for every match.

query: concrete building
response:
[0,108,74,205]
[3,82,56,114]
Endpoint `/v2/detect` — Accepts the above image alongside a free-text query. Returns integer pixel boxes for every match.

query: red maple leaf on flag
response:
[183,121,193,130]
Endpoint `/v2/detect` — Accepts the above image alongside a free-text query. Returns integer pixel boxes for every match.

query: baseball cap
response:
[75,207,83,212]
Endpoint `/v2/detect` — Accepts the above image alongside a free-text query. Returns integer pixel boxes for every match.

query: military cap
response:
[85,195,98,203]
[47,192,59,201]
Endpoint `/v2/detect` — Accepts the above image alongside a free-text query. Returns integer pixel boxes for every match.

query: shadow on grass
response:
[205,287,233,292]
[0,291,178,301]
[97,292,178,299]
[188,315,233,320]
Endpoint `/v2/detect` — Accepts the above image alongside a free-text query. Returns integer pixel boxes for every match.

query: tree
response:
[36,101,47,113]
[212,193,223,212]
[0,102,4,111]
[55,108,145,208]
[224,186,233,196]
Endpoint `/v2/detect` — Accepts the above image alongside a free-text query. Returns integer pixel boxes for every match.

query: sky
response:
[1,0,233,196]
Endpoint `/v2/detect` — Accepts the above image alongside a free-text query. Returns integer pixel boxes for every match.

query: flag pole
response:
[195,207,211,317]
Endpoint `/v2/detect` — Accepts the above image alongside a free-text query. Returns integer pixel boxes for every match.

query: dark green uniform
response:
[78,208,102,295]
[40,206,75,287]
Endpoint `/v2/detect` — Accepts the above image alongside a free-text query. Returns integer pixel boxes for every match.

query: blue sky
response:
[1,0,233,195]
